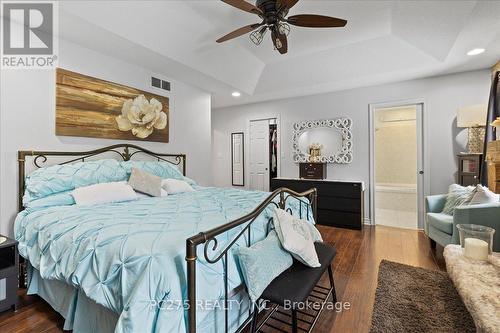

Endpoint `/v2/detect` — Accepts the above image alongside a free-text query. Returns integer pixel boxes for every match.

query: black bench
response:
[250,242,337,333]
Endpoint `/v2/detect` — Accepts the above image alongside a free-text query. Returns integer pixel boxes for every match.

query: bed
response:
[15,144,317,333]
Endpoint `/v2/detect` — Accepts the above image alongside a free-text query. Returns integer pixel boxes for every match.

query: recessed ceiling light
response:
[467,48,485,56]
[232,91,241,97]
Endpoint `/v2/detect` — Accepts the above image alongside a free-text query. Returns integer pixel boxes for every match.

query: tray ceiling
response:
[59,1,500,108]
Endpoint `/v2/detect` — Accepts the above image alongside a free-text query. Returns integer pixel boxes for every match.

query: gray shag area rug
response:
[370,260,476,333]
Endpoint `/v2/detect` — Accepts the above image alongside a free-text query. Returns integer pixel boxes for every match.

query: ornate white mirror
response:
[292,118,353,164]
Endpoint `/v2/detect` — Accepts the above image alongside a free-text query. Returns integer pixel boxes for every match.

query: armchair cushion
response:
[427,213,454,235]
[425,194,447,213]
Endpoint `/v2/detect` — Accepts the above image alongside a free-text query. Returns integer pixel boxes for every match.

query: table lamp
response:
[457,104,488,153]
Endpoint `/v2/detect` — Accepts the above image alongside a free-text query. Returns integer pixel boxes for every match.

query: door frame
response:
[368,99,429,229]
[246,116,281,191]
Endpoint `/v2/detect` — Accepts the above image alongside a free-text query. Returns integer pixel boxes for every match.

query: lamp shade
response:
[457,104,488,128]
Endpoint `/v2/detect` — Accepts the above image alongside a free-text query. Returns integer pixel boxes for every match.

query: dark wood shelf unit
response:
[457,153,482,186]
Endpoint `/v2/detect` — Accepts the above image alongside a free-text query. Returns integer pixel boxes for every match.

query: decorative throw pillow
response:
[24,159,128,204]
[273,208,322,267]
[128,168,162,197]
[72,182,137,206]
[235,230,293,302]
[161,179,194,194]
[442,184,475,215]
[469,184,500,205]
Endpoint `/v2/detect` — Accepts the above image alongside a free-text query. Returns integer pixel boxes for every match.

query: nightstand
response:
[0,235,18,312]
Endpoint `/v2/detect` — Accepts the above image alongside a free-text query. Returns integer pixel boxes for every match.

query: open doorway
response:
[369,103,426,229]
[249,118,279,191]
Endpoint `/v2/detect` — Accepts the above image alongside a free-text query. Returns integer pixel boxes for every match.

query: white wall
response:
[0,39,212,235]
[212,69,491,220]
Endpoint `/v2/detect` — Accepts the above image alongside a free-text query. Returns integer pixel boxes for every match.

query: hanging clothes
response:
[271,128,277,173]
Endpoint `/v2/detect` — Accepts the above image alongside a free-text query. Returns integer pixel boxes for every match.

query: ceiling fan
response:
[216,0,347,54]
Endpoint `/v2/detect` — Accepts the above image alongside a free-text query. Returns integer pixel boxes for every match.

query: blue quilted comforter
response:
[15,186,310,333]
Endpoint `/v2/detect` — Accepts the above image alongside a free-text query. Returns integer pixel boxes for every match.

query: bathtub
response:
[375,183,416,194]
[375,183,417,212]
[375,183,418,229]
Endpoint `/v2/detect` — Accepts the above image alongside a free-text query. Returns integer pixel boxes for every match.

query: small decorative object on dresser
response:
[0,235,18,312]
[271,178,364,229]
[457,153,482,186]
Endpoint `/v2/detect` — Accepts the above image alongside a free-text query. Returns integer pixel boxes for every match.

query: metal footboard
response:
[185,187,317,333]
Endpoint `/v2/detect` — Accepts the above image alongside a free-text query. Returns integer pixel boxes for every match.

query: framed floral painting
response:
[55,68,169,142]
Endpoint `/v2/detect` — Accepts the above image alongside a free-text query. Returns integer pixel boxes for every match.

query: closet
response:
[249,118,279,191]
[269,121,278,182]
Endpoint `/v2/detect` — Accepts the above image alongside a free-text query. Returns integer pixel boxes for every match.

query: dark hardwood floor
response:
[0,225,446,333]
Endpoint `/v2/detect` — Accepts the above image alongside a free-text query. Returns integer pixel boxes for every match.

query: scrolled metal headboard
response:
[18,144,186,211]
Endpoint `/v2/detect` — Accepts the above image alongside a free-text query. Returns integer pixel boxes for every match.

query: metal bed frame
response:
[17,144,318,333]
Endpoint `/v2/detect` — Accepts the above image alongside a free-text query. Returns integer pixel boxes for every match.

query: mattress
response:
[15,186,311,332]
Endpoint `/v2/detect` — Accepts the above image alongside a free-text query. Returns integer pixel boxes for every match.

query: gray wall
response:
[212,69,491,220]
[0,39,212,235]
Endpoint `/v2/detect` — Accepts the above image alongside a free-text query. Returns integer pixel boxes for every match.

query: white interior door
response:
[416,104,425,229]
[370,102,426,230]
[249,119,270,191]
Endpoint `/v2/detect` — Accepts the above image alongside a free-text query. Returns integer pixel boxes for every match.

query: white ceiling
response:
[58,1,500,108]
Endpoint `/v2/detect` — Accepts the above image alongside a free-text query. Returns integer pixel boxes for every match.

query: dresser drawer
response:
[317,210,362,229]
[317,196,361,213]
[314,182,362,198]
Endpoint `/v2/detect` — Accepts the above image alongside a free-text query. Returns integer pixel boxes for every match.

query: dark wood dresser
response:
[271,178,364,230]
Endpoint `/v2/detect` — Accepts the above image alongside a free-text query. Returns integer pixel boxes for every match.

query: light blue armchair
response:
[425,194,500,252]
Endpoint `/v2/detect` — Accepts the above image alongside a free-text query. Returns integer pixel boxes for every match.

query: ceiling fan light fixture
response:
[278,22,290,36]
[249,27,266,45]
[275,38,283,49]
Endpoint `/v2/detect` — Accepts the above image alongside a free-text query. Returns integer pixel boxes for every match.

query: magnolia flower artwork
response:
[56,69,169,143]
[116,95,168,139]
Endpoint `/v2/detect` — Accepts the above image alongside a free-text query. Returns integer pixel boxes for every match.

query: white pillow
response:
[135,189,168,198]
[273,208,322,268]
[161,179,194,194]
[72,182,137,206]
[470,185,499,205]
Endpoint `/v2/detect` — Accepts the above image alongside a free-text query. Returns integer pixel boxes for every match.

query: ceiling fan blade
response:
[221,0,263,15]
[271,29,288,54]
[216,23,263,43]
[277,0,299,11]
[287,14,347,28]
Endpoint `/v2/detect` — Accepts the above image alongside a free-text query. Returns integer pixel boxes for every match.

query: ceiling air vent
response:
[151,76,171,91]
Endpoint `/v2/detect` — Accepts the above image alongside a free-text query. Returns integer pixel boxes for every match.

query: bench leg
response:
[250,302,258,333]
[291,309,298,333]
[328,265,337,303]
